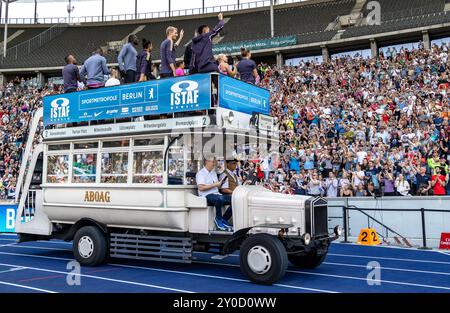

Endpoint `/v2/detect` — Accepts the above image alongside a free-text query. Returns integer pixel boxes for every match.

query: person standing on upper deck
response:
[62,54,81,93]
[191,13,224,74]
[160,26,184,78]
[118,34,139,84]
[136,39,155,82]
[236,47,259,84]
[80,48,110,89]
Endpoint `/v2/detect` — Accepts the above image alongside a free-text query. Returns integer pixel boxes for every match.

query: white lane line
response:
[323,261,450,276]
[196,250,450,266]
[193,260,450,291]
[109,263,337,293]
[0,280,57,293]
[3,244,450,277]
[0,244,69,251]
[0,250,336,293]
[328,253,450,265]
[0,261,193,293]
[0,267,27,274]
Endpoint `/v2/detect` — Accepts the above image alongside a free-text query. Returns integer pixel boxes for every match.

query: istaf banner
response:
[43,74,212,126]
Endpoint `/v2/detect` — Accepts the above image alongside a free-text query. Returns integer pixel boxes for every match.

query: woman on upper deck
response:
[236,47,259,84]
[136,39,155,82]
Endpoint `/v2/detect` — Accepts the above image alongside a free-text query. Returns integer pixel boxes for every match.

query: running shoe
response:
[214,217,227,231]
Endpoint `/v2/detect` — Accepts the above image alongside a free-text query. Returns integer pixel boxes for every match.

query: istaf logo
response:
[170,80,199,107]
[50,97,70,120]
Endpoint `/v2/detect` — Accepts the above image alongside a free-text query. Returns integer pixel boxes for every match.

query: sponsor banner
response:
[43,116,211,140]
[258,114,274,131]
[0,204,18,233]
[212,36,297,55]
[43,74,212,125]
[218,75,270,115]
[439,233,450,250]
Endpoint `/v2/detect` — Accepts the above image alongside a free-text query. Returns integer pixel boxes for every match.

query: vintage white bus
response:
[14,73,340,285]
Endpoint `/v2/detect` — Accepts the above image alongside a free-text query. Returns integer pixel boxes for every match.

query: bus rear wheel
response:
[73,226,108,266]
[288,250,326,269]
[239,233,288,285]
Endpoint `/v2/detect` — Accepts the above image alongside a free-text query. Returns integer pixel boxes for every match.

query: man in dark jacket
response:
[191,13,224,73]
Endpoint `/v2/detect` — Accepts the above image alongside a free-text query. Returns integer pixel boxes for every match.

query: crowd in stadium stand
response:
[0,78,50,200]
[1,41,450,199]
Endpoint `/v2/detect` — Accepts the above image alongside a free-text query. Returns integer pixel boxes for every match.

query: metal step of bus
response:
[109,233,192,263]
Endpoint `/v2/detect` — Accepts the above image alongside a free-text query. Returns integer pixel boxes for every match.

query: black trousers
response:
[160,72,174,78]
[125,70,136,83]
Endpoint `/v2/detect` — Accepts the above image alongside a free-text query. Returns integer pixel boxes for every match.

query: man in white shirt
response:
[196,157,232,231]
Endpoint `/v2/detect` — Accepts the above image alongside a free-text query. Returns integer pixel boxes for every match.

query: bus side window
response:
[101,152,128,183]
[168,146,183,185]
[47,155,69,184]
[72,153,97,183]
[133,151,163,184]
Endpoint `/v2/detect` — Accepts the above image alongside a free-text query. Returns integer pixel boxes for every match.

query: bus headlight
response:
[302,233,311,245]
[334,225,342,237]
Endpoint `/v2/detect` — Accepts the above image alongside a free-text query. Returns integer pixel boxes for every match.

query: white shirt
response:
[105,78,121,87]
[196,167,220,197]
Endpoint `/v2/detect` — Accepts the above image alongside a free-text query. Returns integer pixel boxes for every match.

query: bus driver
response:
[196,156,233,231]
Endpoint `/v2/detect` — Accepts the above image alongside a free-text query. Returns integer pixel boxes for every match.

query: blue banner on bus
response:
[0,204,18,233]
[218,75,270,115]
[43,74,212,125]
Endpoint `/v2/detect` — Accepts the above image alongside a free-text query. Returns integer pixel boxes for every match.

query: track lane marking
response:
[0,250,336,293]
[0,280,57,293]
[0,261,193,293]
[193,260,450,291]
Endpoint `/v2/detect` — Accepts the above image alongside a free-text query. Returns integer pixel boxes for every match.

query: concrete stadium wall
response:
[327,197,450,248]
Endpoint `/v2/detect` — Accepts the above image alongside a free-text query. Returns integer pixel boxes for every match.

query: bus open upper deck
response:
[13,73,339,285]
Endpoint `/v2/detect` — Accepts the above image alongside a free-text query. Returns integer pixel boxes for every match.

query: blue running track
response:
[0,233,449,293]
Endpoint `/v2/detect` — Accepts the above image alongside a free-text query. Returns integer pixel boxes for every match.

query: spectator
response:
[105,68,121,87]
[62,54,80,93]
[118,34,139,83]
[136,39,154,82]
[395,173,411,196]
[192,13,224,73]
[217,54,237,77]
[432,167,448,196]
[160,26,184,78]
[237,47,258,84]
[175,61,185,77]
[79,48,110,89]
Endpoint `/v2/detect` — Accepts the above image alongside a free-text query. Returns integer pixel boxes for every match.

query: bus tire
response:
[73,226,108,266]
[288,250,326,269]
[239,233,288,285]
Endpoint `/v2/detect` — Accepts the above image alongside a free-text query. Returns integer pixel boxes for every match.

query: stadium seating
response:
[0,0,450,69]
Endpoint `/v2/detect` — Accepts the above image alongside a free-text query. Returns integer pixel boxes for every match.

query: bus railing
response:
[328,204,450,249]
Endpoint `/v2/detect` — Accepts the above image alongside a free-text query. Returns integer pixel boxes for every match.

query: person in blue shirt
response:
[191,13,224,73]
[80,48,110,89]
[237,47,258,84]
[118,34,139,83]
[160,26,184,78]
[136,39,154,82]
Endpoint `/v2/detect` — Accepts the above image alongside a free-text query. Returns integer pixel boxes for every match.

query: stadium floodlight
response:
[2,0,19,59]
[67,0,75,24]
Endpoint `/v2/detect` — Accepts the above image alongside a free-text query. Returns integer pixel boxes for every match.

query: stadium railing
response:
[0,0,302,25]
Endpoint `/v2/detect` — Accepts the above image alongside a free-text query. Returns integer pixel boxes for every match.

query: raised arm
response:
[207,13,224,39]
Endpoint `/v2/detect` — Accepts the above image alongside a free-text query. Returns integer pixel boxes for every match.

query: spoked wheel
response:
[73,226,108,266]
[288,250,327,269]
[239,234,288,285]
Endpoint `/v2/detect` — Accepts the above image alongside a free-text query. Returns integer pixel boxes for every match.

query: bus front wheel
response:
[239,233,288,285]
[73,226,108,266]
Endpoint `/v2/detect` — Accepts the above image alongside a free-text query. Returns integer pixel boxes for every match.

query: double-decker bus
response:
[14,73,340,285]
